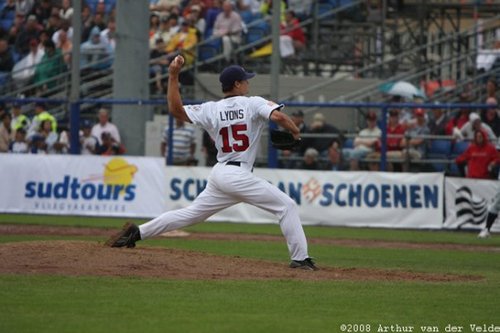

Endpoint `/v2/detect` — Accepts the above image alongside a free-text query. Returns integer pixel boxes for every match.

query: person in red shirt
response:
[368,109,407,171]
[455,130,497,179]
[280,10,306,56]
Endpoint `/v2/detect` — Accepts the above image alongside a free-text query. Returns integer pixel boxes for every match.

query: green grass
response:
[0,214,499,333]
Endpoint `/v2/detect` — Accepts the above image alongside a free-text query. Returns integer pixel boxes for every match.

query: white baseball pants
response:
[139,162,310,261]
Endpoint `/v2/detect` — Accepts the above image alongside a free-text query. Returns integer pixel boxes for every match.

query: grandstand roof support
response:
[69,0,82,154]
[112,0,151,155]
[269,0,281,102]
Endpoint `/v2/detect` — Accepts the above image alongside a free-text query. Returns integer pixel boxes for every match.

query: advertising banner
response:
[0,154,166,218]
[444,177,500,232]
[165,167,445,228]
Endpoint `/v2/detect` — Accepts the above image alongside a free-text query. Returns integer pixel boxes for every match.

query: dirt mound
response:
[0,240,481,282]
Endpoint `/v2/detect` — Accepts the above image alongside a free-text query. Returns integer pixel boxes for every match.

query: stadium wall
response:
[1,154,498,232]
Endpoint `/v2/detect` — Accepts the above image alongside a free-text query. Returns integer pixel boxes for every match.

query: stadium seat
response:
[198,44,218,61]
[245,27,265,45]
[342,138,354,149]
[451,141,469,157]
[427,139,452,172]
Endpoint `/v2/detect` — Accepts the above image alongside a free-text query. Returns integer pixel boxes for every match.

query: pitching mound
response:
[0,240,481,282]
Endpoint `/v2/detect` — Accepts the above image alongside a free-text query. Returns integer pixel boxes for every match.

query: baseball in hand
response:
[174,55,184,66]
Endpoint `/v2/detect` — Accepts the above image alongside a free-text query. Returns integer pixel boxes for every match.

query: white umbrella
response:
[380,81,426,99]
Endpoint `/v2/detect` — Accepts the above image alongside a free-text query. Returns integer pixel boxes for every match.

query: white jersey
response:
[185,95,282,166]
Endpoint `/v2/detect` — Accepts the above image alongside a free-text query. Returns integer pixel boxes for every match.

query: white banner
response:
[166,167,444,228]
[444,177,500,232]
[0,154,166,218]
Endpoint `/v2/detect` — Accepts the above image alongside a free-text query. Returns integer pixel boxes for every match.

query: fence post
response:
[69,102,80,154]
[379,105,388,171]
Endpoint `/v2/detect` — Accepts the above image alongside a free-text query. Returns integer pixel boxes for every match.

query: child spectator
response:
[80,120,98,155]
[96,132,125,156]
[9,127,28,153]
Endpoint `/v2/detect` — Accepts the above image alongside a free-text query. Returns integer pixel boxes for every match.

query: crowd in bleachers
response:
[0,0,499,180]
[276,76,500,180]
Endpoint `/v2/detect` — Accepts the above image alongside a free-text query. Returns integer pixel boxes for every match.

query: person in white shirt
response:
[342,111,382,170]
[106,56,318,271]
[454,112,497,143]
[91,108,121,145]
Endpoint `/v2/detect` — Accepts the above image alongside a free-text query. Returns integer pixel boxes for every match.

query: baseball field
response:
[0,213,499,333]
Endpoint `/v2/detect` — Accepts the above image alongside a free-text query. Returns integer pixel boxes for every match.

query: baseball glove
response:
[270,130,301,150]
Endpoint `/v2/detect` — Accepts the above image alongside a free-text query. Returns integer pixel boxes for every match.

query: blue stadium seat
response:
[343,138,354,149]
[427,139,452,172]
[198,44,218,61]
[245,27,265,45]
[451,141,469,157]
[0,18,13,31]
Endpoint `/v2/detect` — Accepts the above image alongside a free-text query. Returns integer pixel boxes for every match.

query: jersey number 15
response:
[219,124,249,153]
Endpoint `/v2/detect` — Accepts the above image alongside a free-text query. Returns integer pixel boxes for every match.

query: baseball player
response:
[106,56,318,271]
[478,191,500,238]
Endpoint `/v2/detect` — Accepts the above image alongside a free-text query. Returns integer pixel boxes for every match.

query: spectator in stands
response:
[400,108,430,171]
[10,102,30,133]
[150,0,181,16]
[1,0,16,21]
[33,39,65,92]
[0,38,14,73]
[150,38,169,94]
[161,118,197,165]
[100,18,116,51]
[279,10,306,58]
[59,0,73,20]
[287,0,312,21]
[37,29,49,52]
[79,120,99,155]
[342,111,381,171]
[298,147,321,170]
[44,12,61,38]
[149,14,161,48]
[81,5,96,42]
[29,133,48,154]
[186,5,206,39]
[11,38,44,88]
[0,112,12,152]
[212,1,243,62]
[80,26,113,71]
[31,0,52,24]
[445,106,471,137]
[27,102,56,139]
[482,97,500,137]
[303,112,341,156]
[182,0,205,19]
[166,20,198,66]
[427,104,449,135]
[37,118,60,154]
[51,19,73,47]
[15,14,42,56]
[368,109,406,172]
[486,77,498,101]
[205,0,223,37]
[237,0,261,15]
[86,11,107,41]
[15,0,34,17]
[456,130,497,179]
[95,1,111,22]
[55,29,72,66]
[325,139,348,171]
[96,132,125,156]
[91,108,121,145]
[153,14,178,48]
[9,127,28,153]
[454,112,497,143]
[202,130,217,167]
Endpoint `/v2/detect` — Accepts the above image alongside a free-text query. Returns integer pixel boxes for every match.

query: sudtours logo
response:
[25,158,138,212]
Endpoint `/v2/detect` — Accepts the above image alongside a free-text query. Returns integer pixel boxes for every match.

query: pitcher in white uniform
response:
[106,56,318,270]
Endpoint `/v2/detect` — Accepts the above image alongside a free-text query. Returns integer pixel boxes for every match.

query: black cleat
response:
[289,258,319,271]
[105,222,141,248]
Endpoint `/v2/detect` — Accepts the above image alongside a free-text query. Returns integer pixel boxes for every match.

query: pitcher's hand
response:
[169,55,184,76]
